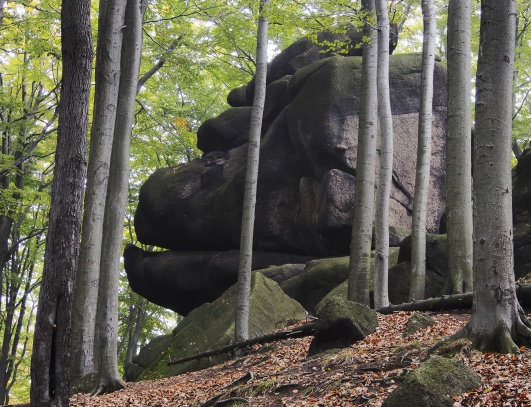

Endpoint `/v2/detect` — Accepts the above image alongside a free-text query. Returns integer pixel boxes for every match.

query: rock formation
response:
[125,32,449,315]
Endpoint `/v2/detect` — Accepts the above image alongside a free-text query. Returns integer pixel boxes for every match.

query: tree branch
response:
[166,323,316,366]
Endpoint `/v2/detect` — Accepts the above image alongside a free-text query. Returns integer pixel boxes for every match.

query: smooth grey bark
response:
[445,0,473,294]
[409,0,436,302]
[124,306,145,369]
[91,0,144,395]
[235,0,269,343]
[29,0,92,403]
[70,0,127,381]
[373,0,393,309]
[348,0,378,307]
[454,0,531,353]
[0,0,5,27]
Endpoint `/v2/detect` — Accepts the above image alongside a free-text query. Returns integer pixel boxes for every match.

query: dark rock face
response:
[513,149,531,224]
[124,244,314,315]
[126,36,448,314]
[133,54,447,257]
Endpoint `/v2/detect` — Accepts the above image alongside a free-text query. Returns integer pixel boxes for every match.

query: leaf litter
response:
[71,310,531,406]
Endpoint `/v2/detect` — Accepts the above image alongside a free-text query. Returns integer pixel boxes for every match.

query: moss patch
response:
[308,297,378,357]
[137,273,306,381]
[314,247,400,311]
[382,355,480,407]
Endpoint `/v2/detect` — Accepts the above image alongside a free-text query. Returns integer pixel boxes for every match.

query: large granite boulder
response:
[126,33,448,314]
[124,244,313,315]
[129,273,306,381]
[132,54,447,257]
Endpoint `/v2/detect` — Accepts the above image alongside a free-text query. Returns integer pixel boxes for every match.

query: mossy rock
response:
[126,334,174,381]
[382,355,481,407]
[314,247,401,312]
[280,256,350,312]
[307,297,378,357]
[403,313,436,337]
[258,263,306,284]
[136,273,306,381]
[398,233,448,276]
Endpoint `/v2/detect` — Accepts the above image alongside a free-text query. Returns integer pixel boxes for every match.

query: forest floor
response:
[70,309,531,407]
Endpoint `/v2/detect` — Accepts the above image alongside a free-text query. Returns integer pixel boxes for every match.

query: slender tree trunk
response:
[0,0,5,27]
[2,262,34,405]
[235,0,270,343]
[124,307,145,368]
[373,0,393,309]
[70,0,127,381]
[409,0,436,301]
[445,0,473,295]
[91,0,144,395]
[456,0,531,353]
[348,0,378,307]
[29,0,92,403]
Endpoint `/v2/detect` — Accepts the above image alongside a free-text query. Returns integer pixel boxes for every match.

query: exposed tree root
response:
[90,377,126,396]
[432,311,531,356]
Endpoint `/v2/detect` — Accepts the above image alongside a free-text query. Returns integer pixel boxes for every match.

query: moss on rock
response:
[280,256,349,312]
[136,273,306,381]
[382,355,481,407]
[314,247,401,311]
[307,297,378,357]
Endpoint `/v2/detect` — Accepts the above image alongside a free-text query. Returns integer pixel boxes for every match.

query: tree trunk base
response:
[433,309,531,355]
[90,378,126,396]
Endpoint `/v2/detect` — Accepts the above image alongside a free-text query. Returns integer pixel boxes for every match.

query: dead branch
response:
[166,323,316,366]
[376,284,531,314]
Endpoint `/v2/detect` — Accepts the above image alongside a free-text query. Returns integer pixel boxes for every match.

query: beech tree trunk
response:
[30,0,92,403]
[409,0,436,301]
[445,0,473,294]
[348,0,378,307]
[457,0,531,353]
[373,0,393,309]
[70,0,127,381]
[235,0,270,343]
[91,0,145,395]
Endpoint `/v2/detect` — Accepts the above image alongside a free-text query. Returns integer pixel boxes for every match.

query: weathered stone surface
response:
[398,231,530,282]
[125,334,174,382]
[308,297,378,357]
[258,263,306,283]
[388,262,447,305]
[227,85,250,107]
[513,149,531,224]
[398,234,448,276]
[124,244,314,316]
[133,273,306,381]
[306,248,399,312]
[382,355,481,407]
[514,222,531,280]
[403,313,436,337]
[281,256,350,312]
[197,107,252,153]
[133,53,447,257]
[127,33,448,315]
